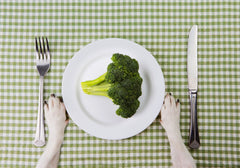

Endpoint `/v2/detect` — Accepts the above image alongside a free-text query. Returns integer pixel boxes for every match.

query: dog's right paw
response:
[160,93,180,132]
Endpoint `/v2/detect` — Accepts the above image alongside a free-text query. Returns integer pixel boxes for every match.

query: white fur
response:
[37,93,196,168]
[36,95,68,168]
[160,93,196,168]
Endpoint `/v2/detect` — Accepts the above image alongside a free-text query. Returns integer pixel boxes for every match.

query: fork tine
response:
[38,37,43,59]
[35,37,39,52]
[42,37,46,60]
[45,37,51,60]
[45,37,50,52]
[35,37,40,60]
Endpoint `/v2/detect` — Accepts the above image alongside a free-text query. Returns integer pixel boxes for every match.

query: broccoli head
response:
[81,53,143,118]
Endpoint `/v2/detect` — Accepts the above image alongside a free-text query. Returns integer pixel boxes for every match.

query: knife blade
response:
[187,25,200,149]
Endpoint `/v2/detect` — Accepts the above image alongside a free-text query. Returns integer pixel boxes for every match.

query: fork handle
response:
[33,76,46,147]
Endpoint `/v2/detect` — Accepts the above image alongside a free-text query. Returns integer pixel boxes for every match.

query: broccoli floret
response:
[105,54,139,83]
[81,53,143,118]
[116,100,140,118]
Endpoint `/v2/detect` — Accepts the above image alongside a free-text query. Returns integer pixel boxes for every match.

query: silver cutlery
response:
[187,25,200,149]
[33,37,51,147]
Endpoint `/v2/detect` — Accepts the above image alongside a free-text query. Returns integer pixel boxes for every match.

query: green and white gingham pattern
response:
[0,0,239,167]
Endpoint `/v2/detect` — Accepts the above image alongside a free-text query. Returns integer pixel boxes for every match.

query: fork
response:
[33,37,51,147]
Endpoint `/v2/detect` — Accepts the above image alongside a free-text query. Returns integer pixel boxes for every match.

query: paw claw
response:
[44,103,49,111]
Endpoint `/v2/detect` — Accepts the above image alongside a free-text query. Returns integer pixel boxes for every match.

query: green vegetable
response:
[81,53,143,118]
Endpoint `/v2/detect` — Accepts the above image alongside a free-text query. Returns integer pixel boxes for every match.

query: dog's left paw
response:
[44,94,69,136]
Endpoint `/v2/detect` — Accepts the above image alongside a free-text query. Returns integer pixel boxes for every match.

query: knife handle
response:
[189,91,200,149]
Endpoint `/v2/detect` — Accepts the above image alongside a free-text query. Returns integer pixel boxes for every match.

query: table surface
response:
[0,0,239,167]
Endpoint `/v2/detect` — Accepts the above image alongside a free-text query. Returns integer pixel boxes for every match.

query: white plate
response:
[62,38,165,140]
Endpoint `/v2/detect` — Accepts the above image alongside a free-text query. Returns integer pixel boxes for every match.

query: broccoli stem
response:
[81,73,111,97]
[81,72,107,86]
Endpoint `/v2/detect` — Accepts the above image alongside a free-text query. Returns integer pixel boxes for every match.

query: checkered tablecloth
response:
[0,0,239,167]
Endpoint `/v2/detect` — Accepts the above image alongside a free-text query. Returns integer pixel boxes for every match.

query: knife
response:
[187,25,200,149]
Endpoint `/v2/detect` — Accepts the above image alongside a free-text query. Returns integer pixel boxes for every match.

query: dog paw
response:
[44,94,69,136]
[160,93,180,132]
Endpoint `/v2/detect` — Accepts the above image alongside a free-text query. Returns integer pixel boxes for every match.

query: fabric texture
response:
[0,0,239,167]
